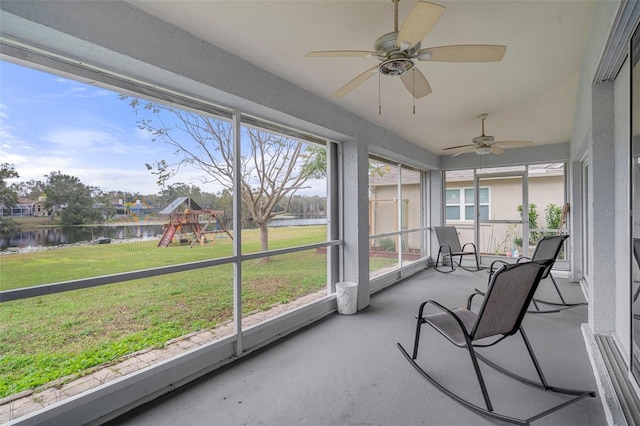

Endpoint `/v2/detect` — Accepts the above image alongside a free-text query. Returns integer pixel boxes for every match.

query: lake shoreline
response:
[0,235,161,256]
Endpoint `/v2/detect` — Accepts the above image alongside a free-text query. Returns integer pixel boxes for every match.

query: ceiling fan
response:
[304,0,507,99]
[443,114,533,156]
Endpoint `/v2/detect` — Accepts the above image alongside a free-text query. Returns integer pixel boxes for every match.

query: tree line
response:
[0,163,325,230]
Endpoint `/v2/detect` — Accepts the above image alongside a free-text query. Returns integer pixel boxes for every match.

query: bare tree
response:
[127,98,325,259]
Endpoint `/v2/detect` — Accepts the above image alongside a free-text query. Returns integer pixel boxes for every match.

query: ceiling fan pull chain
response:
[379,72,382,115]
[412,68,416,115]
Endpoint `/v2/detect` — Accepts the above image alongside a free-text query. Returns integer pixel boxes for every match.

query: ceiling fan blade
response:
[400,68,432,99]
[451,146,476,157]
[332,66,379,98]
[305,50,377,58]
[443,144,474,151]
[416,44,507,62]
[494,140,533,147]
[396,1,445,51]
[491,145,505,155]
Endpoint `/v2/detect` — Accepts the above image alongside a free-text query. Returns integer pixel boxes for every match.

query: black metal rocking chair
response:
[487,234,585,314]
[434,226,481,273]
[397,260,596,425]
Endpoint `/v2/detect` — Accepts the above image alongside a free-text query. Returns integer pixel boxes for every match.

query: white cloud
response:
[41,126,153,156]
[43,128,112,150]
[4,154,73,184]
[64,86,111,99]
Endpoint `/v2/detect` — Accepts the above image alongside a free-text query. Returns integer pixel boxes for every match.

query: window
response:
[368,156,428,279]
[445,187,489,221]
[0,58,339,418]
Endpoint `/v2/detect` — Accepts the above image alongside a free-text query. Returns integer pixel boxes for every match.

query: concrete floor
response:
[108,267,606,426]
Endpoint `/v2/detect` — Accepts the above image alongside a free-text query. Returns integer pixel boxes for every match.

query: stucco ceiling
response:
[128,0,595,156]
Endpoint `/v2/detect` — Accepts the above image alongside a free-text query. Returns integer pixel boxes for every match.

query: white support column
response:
[589,81,617,335]
[569,160,583,282]
[327,141,341,293]
[342,139,370,310]
[430,170,444,260]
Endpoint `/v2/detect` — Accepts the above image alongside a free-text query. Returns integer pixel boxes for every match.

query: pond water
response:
[0,217,327,251]
[0,224,166,251]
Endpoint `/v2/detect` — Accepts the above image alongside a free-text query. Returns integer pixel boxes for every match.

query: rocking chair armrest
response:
[489,260,508,277]
[516,256,532,263]
[466,289,486,310]
[417,299,453,319]
[417,300,469,336]
[461,242,477,253]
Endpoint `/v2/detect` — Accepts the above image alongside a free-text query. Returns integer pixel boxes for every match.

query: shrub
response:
[516,203,541,245]
[378,237,396,252]
[0,216,18,233]
[545,203,563,232]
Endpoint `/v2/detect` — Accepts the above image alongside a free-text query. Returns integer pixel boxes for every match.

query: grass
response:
[0,226,329,398]
[0,226,327,290]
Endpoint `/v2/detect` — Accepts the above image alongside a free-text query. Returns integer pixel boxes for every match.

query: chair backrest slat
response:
[633,238,640,269]
[471,260,551,341]
[434,226,463,253]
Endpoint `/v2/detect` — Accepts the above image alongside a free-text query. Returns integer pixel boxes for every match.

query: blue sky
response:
[1,59,326,198]
[0,60,204,195]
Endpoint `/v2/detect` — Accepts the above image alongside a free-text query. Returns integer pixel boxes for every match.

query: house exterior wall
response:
[8,199,48,217]
[32,201,47,216]
[369,183,422,251]
[373,174,564,256]
[445,174,563,253]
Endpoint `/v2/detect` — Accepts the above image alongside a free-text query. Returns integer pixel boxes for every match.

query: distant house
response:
[7,196,49,217]
[113,198,156,215]
[369,164,565,255]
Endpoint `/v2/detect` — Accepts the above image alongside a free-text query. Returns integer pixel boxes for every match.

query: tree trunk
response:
[257,220,270,264]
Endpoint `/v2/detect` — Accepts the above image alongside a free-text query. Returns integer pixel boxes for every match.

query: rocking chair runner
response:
[398,260,596,425]
[434,226,481,273]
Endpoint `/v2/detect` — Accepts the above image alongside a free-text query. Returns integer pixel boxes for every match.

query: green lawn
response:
[0,226,330,398]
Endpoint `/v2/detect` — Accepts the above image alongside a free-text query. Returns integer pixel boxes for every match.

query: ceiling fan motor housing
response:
[375,32,420,76]
[380,57,414,76]
[473,135,495,144]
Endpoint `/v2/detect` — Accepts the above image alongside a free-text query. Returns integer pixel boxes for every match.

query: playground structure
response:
[158,209,232,248]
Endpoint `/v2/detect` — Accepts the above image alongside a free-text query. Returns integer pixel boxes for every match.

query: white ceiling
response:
[128,0,595,156]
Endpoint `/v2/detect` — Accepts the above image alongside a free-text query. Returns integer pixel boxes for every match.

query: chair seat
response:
[422,308,476,345]
[450,250,475,256]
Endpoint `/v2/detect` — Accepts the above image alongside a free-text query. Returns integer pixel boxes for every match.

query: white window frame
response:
[445,187,490,221]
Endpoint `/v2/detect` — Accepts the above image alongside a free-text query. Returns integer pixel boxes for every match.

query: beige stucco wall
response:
[369,183,422,251]
[448,174,564,255]
[371,173,564,255]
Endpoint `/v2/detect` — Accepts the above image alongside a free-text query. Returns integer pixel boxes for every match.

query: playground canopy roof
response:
[159,197,203,215]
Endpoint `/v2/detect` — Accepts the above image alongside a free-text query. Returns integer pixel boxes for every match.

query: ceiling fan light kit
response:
[379,57,414,76]
[304,0,507,103]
